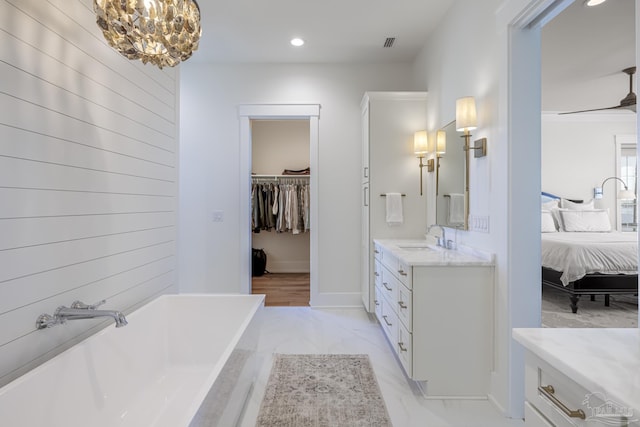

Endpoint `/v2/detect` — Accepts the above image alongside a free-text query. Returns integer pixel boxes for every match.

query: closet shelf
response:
[252,174,310,178]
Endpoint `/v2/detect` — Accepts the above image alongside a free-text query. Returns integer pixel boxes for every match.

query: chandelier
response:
[94,0,202,69]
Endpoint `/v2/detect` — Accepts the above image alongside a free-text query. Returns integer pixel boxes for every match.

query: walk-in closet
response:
[250,119,311,306]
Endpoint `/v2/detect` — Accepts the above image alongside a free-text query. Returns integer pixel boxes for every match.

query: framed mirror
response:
[435,120,467,230]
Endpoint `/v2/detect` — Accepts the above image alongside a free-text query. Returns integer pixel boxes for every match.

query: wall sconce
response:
[414,130,429,196]
[434,129,446,195]
[456,96,487,158]
[594,176,636,200]
[456,96,478,230]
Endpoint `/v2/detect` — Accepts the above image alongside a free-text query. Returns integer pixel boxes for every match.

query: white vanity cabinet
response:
[373,240,494,397]
[514,329,640,427]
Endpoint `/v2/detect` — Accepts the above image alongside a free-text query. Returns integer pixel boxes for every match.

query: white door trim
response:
[495,0,575,418]
[238,104,320,303]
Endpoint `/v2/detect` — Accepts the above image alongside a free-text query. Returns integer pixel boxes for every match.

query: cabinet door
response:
[361,183,371,311]
[397,283,412,331]
[397,322,413,377]
[361,101,370,184]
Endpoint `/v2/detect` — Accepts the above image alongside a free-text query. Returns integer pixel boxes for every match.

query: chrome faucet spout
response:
[56,307,128,327]
[427,224,446,247]
[36,299,128,329]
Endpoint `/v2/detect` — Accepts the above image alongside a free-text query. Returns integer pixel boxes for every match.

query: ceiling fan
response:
[559,66,636,114]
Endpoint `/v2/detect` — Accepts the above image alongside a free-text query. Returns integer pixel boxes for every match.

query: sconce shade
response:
[436,130,446,154]
[618,189,636,200]
[456,96,477,132]
[596,176,637,200]
[94,0,202,69]
[414,130,429,156]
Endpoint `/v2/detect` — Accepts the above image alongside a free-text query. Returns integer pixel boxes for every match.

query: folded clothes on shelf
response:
[282,167,310,175]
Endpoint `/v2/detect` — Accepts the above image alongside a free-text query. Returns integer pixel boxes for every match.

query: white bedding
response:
[541,232,638,286]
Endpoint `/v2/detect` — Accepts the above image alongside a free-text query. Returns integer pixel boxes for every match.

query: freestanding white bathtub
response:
[0,294,265,427]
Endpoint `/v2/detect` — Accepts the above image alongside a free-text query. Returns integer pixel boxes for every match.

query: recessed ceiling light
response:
[290,38,305,47]
[583,0,607,6]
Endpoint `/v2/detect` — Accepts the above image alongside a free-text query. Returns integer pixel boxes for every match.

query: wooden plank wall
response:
[0,0,178,386]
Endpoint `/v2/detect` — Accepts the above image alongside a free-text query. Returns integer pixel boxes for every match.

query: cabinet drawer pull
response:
[374,300,380,306]
[374,272,380,277]
[382,315,392,326]
[398,269,407,276]
[538,385,586,420]
[374,249,379,254]
[383,283,392,291]
[398,301,407,309]
[398,342,408,352]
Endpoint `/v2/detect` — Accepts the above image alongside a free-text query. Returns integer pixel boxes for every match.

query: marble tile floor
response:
[238,307,524,427]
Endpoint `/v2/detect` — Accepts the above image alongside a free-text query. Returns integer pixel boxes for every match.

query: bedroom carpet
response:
[255,354,392,427]
[542,286,638,328]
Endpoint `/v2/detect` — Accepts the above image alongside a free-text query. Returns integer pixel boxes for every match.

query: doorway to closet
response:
[250,119,311,306]
[237,104,320,306]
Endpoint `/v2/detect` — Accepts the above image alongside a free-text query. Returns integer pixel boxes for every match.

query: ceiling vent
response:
[383,37,395,48]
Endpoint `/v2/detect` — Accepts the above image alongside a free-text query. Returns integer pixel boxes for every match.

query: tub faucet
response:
[36,300,128,329]
[427,224,446,247]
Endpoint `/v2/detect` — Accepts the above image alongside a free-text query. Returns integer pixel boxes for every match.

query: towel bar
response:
[380,194,406,197]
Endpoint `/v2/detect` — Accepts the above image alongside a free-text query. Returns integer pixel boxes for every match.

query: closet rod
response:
[251,174,310,178]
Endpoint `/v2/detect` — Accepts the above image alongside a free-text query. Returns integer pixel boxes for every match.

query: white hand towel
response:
[448,193,464,225]
[385,193,403,226]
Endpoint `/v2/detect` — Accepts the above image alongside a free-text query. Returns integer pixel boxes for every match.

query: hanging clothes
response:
[251,177,310,234]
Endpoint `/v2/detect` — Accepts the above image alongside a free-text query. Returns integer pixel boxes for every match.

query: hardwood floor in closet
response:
[252,273,310,306]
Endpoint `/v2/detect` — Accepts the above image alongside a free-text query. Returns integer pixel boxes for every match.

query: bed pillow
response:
[559,209,611,232]
[560,198,594,210]
[541,210,557,232]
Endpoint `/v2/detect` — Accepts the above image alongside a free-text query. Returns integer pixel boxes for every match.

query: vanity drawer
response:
[381,251,398,275]
[374,260,383,288]
[373,243,384,261]
[397,322,413,377]
[397,259,412,288]
[524,353,636,427]
[397,283,412,331]
[524,401,554,427]
[380,269,399,312]
[379,300,398,346]
[374,284,383,319]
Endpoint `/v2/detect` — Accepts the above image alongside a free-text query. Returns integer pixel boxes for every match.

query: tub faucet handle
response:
[71,299,106,310]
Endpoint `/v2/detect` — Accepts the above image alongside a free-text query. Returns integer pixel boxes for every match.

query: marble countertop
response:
[373,239,494,266]
[513,328,640,418]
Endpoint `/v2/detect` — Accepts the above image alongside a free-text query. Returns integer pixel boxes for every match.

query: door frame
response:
[496,0,575,417]
[238,104,320,302]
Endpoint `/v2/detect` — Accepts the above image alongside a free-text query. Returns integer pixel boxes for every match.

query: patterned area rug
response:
[542,286,638,328]
[256,354,392,427]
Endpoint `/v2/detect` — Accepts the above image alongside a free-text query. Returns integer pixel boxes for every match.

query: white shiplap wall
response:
[0,0,178,386]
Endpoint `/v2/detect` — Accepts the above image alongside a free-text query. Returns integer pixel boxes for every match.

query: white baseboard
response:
[310,291,362,308]
[267,261,310,273]
[487,393,507,416]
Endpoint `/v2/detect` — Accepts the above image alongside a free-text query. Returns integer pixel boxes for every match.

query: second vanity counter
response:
[372,239,494,398]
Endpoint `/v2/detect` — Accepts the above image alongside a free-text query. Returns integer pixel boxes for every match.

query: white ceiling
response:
[190,0,635,113]
[192,0,455,64]
[542,0,635,112]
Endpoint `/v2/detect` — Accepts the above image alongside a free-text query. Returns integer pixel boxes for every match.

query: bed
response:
[541,193,638,313]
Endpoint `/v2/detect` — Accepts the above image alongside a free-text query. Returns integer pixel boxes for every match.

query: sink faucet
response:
[36,300,128,329]
[427,224,446,247]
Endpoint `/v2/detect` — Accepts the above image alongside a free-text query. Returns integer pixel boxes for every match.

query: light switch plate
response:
[470,215,490,233]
